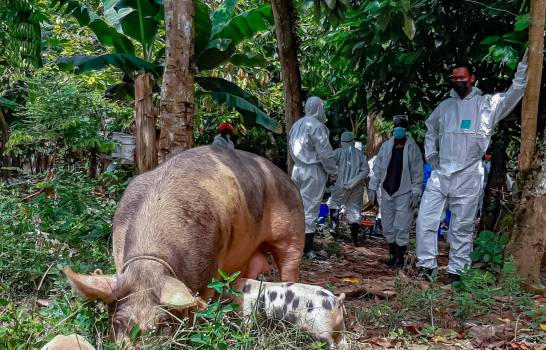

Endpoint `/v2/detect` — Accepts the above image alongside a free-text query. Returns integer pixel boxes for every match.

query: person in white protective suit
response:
[212,122,235,149]
[329,131,370,246]
[368,115,423,268]
[289,96,337,258]
[416,52,528,284]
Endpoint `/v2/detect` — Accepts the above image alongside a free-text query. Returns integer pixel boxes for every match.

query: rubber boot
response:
[394,245,407,268]
[350,223,360,247]
[303,233,316,259]
[386,242,397,266]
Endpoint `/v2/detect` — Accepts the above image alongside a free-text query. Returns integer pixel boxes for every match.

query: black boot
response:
[394,245,407,268]
[304,233,316,259]
[387,242,397,266]
[350,223,360,247]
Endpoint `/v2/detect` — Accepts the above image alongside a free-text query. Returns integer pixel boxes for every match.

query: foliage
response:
[525,305,546,331]
[3,0,45,69]
[453,268,498,322]
[54,0,281,133]
[4,68,131,157]
[471,230,509,272]
[190,270,255,349]
[0,168,128,298]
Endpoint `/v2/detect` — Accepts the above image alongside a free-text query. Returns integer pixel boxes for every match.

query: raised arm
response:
[491,51,528,124]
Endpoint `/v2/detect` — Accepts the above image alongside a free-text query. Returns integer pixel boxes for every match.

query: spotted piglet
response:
[232,278,348,349]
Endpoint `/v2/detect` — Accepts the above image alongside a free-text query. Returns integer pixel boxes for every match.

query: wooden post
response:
[134,73,158,173]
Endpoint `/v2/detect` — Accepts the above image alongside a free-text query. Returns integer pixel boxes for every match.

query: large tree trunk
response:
[271,0,303,174]
[0,108,8,156]
[134,73,158,173]
[506,0,545,293]
[159,0,195,160]
[506,144,546,293]
[518,0,545,173]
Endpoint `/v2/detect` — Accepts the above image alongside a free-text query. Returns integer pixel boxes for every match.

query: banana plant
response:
[52,0,281,133]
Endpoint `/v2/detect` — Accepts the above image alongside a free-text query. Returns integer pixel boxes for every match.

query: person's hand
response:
[368,190,377,204]
[427,155,440,171]
[411,193,421,209]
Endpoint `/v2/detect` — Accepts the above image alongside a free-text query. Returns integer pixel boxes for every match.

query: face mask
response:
[453,81,469,98]
[393,127,406,139]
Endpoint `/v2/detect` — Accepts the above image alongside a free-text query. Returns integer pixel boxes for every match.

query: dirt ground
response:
[288,230,546,349]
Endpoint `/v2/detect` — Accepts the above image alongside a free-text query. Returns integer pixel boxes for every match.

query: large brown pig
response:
[64,146,304,341]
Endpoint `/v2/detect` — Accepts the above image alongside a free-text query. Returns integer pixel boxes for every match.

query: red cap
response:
[485,154,491,161]
[218,122,233,132]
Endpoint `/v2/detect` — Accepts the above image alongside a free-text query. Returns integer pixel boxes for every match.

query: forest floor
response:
[1,172,546,349]
[296,229,546,349]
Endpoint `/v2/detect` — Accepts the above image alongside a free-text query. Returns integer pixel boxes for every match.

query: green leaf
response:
[0,97,17,109]
[104,82,135,100]
[194,0,212,56]
[104,0,162,57]
[222,303,239,312]
[51,0,135,54]
[196,77,282,134]
[55,54,161,76]
[480,36,501,45]
[196,41,236,71]
[402,15,415,40]
[212,4,274,47]
[514,14,529,32]
[211,0,238,36]
[229,53,267,67]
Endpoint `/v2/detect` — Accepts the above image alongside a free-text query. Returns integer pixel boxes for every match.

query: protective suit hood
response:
[449,86,483,100]
[304,96,327,123]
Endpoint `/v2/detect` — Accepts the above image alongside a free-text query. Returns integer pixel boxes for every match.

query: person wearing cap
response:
[329,131,370,246]
[289,96,337,259]
[213,122,235,149]
[368,115,423,268]
[416,53,528,284]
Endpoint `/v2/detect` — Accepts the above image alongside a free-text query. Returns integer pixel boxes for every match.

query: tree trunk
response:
[518,0,545,174]
[159,0,195,160]
[366,113,388,159]
[506,0,546,293]
[134,73,158,173]
[506,143,546,294]
[271,0,303,174]
[0,108,8,156]
[479,126,510,231]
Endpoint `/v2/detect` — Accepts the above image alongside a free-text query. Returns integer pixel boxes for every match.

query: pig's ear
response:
[63,267,117,304]
[159,277,199,311]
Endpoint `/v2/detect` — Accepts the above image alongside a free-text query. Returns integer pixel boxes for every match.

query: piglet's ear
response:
[63,267,117,304]
[159,277,198,311]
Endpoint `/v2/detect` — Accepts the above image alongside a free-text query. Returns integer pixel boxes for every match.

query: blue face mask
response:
[393,127,406,139]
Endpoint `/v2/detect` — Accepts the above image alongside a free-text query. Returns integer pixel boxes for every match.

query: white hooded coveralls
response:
[416,59,528,274]
[369,136,423,246]
[329,136,370,224]
[213,134,235,149]
[289,97,337,234]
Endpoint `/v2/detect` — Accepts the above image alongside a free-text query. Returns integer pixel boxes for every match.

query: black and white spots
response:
[234,278,348,349]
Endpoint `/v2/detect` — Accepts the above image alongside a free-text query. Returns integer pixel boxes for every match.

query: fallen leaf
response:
[432,336,447,343]
[365,337,393,348]
[341,277,362,284]
[36,299,50,308]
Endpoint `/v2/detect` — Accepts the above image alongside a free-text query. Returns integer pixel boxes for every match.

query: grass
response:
[1,166,544,349]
